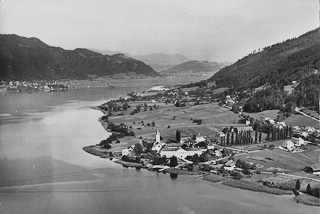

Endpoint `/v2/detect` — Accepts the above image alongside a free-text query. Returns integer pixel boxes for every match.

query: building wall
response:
[160,149,202,159]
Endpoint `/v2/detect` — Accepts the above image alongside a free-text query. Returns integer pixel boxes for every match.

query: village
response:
[0,80,70,93]
[84,84,320,206]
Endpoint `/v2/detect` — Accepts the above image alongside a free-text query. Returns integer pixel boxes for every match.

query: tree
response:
[192,154,199,164]
[169,156,178,167]
[181,144,188,149]
[176,129,181,143]
[233,172,243,180]
[295,179,301,191]
[187,164,193,171]
[306,183,312,194]
[116,140,120,144]
[134,143,144,155]
[103,143,112,149]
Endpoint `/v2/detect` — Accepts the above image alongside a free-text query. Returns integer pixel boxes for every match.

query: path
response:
[294,109,320,123]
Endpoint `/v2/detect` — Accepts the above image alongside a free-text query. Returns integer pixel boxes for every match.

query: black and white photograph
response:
[0,0,320,213]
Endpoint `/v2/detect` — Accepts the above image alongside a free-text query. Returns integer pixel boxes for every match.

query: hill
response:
[208,28,320,89]
[88,51,190,72]
[0,35,158,81]
[160,60,228,75]
[131,53,190,72]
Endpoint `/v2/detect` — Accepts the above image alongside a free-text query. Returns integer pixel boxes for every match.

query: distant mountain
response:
[89,49,129,56]
[160,60,228,75]
[208,28,320,89]
[0,35,158,81]
[88,50,191,72]
[130,53,190,72]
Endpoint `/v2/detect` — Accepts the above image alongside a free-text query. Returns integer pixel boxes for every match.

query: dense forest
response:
[242,74,319,114]
[0,34,158,81]
[207,28,320,89]
[198,28,320,114]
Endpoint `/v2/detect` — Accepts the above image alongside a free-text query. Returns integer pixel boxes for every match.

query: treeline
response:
[243,85,286,113]
[179,80,208,89]
[107,122,135,137]
[242,76,320,114]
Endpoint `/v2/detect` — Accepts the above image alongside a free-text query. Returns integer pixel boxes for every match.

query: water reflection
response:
[170,173,178,179]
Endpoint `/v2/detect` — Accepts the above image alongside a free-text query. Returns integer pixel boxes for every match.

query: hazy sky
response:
[0,0,319,62]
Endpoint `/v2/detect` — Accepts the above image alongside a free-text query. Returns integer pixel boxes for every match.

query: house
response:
[291,137,306,146]
[122,146,135,156]
[207,142,215,150]
[195,133,206,143]
[164,143,183,148]
[214,149,222,157]
[160,147,202,159]
[236,126,253,133]
[305,164,320,175]
[152,142,165,153]
[224,159,236,171]
[282,140,295,151]
[276,122,286,130]
[217,132,225,137]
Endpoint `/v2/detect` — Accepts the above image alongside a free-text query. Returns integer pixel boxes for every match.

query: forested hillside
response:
[160,60,227,74]
[0,34,158,81]
[208,28,320,89]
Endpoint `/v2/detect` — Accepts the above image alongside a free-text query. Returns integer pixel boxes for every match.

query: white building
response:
[207,142,215,150]
[291,137,307,146]
[160,148,202,159]
[152,142,165,153]
[195,133,206,143]
[122,146,134,156]
[282,140,295,151]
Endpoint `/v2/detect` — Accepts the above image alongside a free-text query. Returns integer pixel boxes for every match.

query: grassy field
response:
[107,102,240,142]
[222,179,292,195]
[203,174,225,183]
[164,168,201,175]
[285,114,320,128]
[294,194,320,206]
[236,145,320,172]
[246,110,279,120]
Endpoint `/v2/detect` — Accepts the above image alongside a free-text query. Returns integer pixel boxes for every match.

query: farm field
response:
[285,114,320,128]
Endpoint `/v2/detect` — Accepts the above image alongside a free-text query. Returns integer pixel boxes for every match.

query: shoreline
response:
[82,88,320,207]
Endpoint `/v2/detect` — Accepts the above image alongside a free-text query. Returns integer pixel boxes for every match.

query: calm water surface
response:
[0,88,318,214]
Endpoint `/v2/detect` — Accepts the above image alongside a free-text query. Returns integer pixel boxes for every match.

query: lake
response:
[0,87,319,214]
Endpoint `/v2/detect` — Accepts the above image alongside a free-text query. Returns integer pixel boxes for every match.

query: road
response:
[294,109,320,123]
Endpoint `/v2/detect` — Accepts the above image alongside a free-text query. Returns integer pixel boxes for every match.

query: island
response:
[84,84,320,207]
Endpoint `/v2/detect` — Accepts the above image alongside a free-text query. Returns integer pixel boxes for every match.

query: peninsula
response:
[84,83,320,207]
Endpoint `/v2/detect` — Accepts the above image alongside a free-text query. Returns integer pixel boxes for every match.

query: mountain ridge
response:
[160,60,230,75]
[89,49,191,72]
[208,28,320,89]
[0,34,158,81]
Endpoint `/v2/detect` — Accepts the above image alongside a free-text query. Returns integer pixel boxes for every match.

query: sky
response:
[0,0,319,62]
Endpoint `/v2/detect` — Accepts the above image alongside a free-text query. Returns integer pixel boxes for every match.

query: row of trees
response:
[220,130,256,146]
[265,126,293,142]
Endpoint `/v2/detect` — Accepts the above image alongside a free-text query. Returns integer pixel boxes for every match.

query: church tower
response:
[155,129,161,143]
